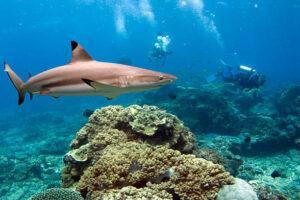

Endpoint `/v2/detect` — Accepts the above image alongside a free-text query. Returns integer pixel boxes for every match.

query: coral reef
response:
[195,133,300,199]
[140,84,242,134]
[70,105,195,152]
[136,83,300,199]
[236,114,299,155]
[196,146,243,176]
[239,149,300,199]
[76,142,233,199]
[0,154,63,199]
[196,134,244,176]
[0,111,86,200]
[62,105,234,199]
[94,186,173,200]
[251,184,288,200]
[275,84,300,116]
[234,88,263,112]
[62,105,196,188]
[139,83,300,155]
[29,188,83,200]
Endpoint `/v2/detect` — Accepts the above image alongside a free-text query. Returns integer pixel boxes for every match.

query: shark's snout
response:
[163,73,177,82]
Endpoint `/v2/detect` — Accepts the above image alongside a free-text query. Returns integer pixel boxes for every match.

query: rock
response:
[217,178,258,200]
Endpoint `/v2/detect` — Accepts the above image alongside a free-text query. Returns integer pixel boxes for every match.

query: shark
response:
[4,41,176,105]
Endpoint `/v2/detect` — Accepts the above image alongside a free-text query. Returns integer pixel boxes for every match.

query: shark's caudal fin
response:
[4,62,26,105]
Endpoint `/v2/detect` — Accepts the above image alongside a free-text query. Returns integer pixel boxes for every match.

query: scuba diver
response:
[148,34,172,66]
[211,61,266,89]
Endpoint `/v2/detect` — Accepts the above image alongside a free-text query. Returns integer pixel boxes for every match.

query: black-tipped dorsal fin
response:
[69,41,93,63]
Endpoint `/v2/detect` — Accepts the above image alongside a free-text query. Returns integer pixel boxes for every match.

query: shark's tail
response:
[4,62,26,105]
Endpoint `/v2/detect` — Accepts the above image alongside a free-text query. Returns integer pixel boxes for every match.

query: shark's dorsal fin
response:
[69,41,93,63]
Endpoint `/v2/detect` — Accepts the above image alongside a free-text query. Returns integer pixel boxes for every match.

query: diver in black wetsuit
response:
[216,64,266,89]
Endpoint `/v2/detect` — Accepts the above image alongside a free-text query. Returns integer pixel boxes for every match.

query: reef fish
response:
[4,41,176,105]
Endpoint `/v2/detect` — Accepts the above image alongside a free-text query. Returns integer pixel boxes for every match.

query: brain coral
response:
[62,105,233,199]
[29,188,83,200]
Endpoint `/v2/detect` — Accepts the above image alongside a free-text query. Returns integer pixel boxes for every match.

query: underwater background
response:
[0,0,299,200]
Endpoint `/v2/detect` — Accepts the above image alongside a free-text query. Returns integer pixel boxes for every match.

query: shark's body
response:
[4,41,176,105]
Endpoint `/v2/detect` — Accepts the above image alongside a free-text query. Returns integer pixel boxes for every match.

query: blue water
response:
[0,0,299,111]
[0,0,299,199]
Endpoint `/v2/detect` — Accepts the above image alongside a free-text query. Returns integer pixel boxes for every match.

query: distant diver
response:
[208,60,266,89]
[148,34,172,66]
[4,41,177,105]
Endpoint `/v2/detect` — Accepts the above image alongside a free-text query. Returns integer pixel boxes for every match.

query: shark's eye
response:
[159,76,164,80]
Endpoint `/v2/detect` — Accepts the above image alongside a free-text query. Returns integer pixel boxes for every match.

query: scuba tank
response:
[239,65,256,73]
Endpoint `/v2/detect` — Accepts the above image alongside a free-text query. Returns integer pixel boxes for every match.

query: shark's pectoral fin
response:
[82,79,120,100]
[81,79,121,91]
[69,41,93,64]
[82,78,97,89]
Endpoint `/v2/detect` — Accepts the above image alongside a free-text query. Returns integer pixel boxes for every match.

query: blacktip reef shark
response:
[4,41,176,105]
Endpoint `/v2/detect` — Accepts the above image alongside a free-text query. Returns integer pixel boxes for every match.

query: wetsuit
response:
[220,66,265,89]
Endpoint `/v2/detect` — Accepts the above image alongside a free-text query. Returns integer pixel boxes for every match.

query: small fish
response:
[83,109,94,118]
[244,136,251,144]
[271,170,281,178]
[151,168,175,183]
[168,93,177,100]
[4,41,177,105]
